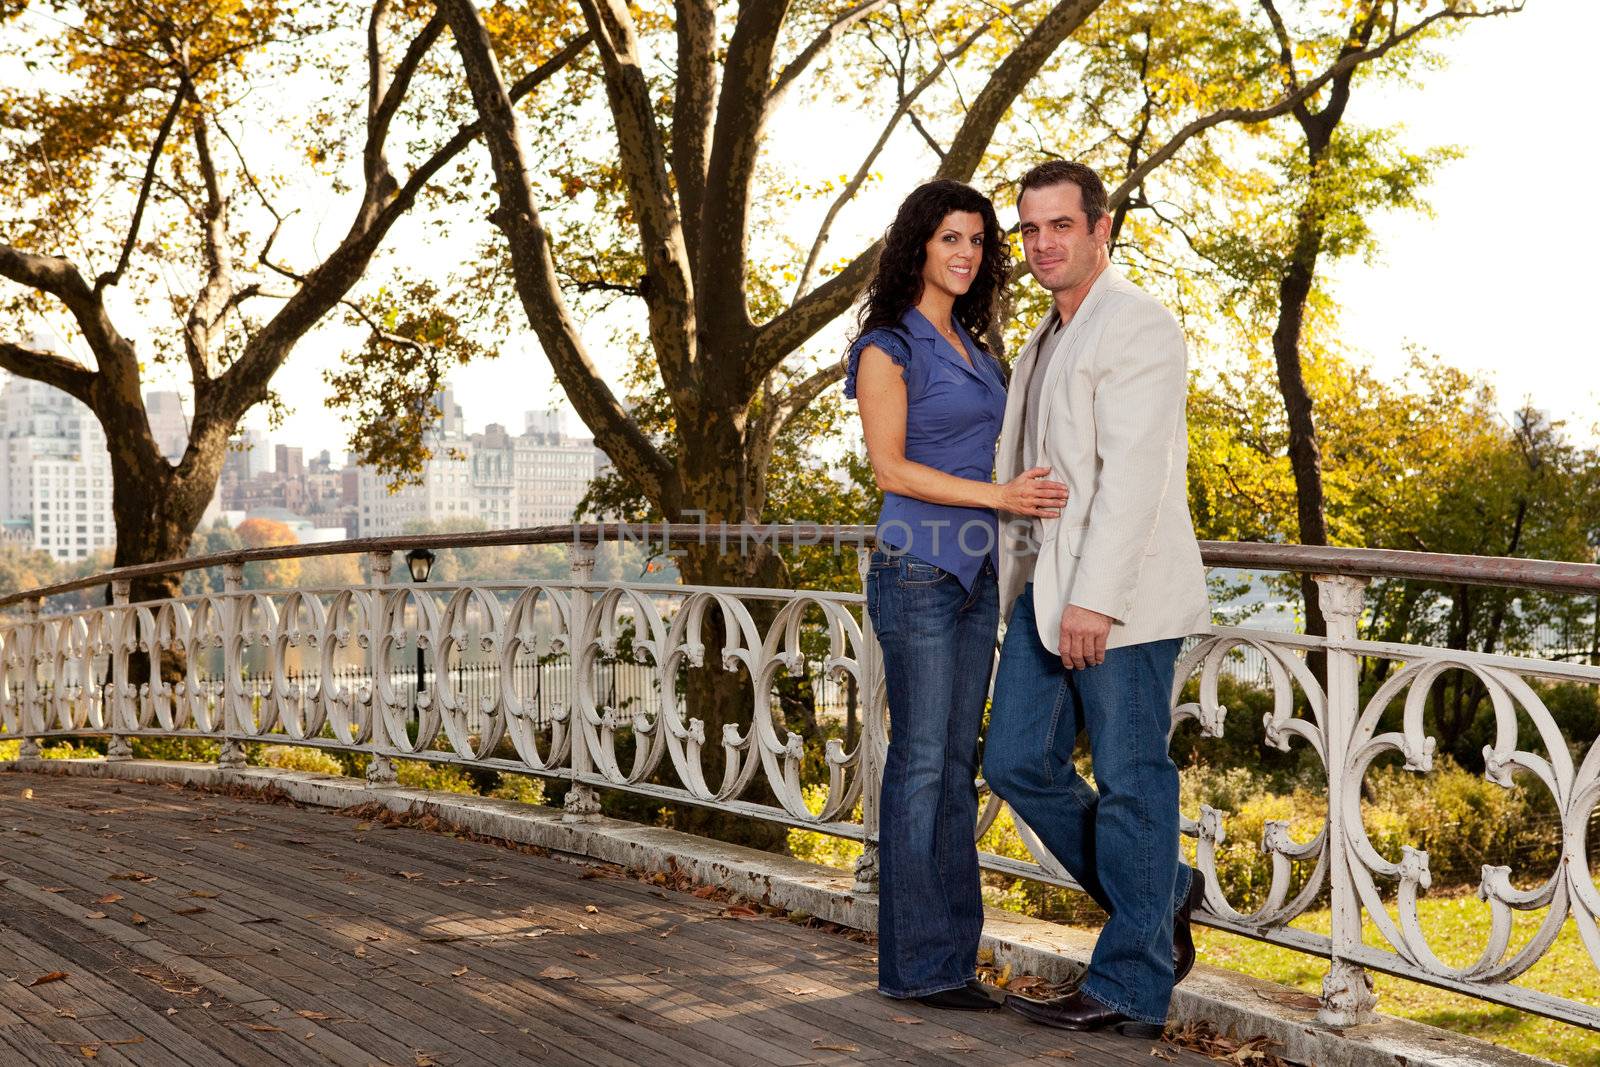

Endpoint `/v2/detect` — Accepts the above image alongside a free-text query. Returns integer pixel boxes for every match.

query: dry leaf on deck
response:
[537,965,579,981]
[573,949,598,959]
[1041,1051,1076,1060]
[297,1011,330,1020]
[28,971,68,986]
[95,893,123,905]
[129,913,149,925]
[889,1015,923,1025]
[584,905,599,914]
[811,1040,858,1052]
[246,1024,285,1033]
[396,871,423,880]
[784,987,819,996]
[452,967,469,977]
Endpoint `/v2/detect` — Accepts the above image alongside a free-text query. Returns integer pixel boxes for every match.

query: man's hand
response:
[1059,604,1114,670]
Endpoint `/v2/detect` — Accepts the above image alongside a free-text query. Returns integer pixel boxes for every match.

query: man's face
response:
[1018,182,1109,294]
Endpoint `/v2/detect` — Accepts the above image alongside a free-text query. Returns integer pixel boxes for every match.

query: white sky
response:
[12,1,1597,457]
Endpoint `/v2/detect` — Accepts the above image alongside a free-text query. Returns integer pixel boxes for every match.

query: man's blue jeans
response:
[866,550,998,998]
[984,583,1192,1025]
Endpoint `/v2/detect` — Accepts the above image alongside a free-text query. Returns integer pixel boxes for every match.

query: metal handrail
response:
[4,522,1598,607]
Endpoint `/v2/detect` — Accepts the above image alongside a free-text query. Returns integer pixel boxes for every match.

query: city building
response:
[0,359,117,561]
[145,390,189,462]
[353,397,604,537]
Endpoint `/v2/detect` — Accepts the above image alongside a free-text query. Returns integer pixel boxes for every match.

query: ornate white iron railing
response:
[1,525,1597,1029]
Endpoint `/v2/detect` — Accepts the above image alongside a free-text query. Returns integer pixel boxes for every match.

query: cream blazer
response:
[996,267,1211,653]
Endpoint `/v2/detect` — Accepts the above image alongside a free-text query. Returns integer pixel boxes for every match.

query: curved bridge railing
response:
[1,524,1597,1030]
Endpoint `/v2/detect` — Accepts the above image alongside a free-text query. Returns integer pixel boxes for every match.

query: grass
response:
[1194,892,1600,1066]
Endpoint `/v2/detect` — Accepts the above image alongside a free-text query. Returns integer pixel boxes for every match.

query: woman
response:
[847,179,1068,1009]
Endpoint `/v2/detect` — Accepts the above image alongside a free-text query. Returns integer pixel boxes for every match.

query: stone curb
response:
[5,759,1553,1067]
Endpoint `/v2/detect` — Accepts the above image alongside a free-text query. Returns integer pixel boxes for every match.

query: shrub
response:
[252,744,344,775]
[488,773,546,805]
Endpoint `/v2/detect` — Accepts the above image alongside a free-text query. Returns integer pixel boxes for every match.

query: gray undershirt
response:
[1016,314,1067,581]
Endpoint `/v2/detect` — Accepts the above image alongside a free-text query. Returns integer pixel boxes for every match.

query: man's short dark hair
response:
[1017,160,1108,230]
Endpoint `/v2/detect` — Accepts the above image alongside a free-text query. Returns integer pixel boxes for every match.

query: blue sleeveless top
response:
[845,307,1007,591]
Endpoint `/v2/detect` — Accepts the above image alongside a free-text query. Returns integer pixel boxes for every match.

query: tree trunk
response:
[1271,209,1331,649]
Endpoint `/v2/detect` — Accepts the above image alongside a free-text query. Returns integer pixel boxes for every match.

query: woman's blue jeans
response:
[985,582,1191,1025]
[866,549,998,998]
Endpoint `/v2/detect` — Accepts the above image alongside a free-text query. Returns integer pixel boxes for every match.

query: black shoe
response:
[1173,866,1206,985]
[1004,989,1163,1039]
[915,979,1005,1011]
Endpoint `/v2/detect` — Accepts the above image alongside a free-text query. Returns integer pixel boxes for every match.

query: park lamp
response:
[405,547,436,583]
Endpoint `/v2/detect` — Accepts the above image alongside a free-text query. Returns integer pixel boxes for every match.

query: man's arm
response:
[1059,300,1188,666]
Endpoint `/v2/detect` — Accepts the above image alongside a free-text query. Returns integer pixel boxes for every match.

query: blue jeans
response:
[984,583,1191,1025]
[866,550,998,998]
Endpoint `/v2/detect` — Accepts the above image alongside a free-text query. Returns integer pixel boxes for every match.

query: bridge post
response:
[105,580,134,763]
[217,563,248,770]
[1315,573,1378,1027]
[852,545,882,895]
[365,551,398,787]
[18,597,43,763]
[562,541,602,823]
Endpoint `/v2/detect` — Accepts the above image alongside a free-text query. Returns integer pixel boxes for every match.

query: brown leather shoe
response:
[1004,989,1164,1038]
[1174,867,1206,985]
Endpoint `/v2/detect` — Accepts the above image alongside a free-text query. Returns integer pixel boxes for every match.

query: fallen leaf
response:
[889,1015,923,1025]
[691,885,717,899]
[452,967,468,977]
[721,905,759,919]
[297,1011,330,1020]
[20,788,32,799]
[1041,1051,1076,1060]
[79,1045,97,1059]
[812,1041,858,1052]
[573,949,598,960]
[173,907,207,916]
[165,1008,178,1016]
[43,886,69,893]
[83,912,107,920]
[523,928,552,938]
[28,971,69,986]
[54,1010,76,1019]
[354,822,372,832]
[95,893,123,905]
[415,1054,439,1067]
[784,987,820,996]
[537,965,578,981]
[1150,1049,1176,1062]
[396,871,423,880]
[245,1024,284,1033]
[129,913,149,926]
[108,871,156,883]
[584,905,599,914]
[353,946,367,959]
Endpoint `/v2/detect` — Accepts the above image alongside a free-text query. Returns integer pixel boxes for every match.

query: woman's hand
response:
[996,467,1069,517]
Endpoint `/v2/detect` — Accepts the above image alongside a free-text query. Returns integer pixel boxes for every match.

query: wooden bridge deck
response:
[0,772,1214,1066]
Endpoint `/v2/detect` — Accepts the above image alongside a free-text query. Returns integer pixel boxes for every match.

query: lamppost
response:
[405,549,435,708]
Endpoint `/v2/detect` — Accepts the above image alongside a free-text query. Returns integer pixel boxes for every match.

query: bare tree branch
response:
[757,0,1105,374]
[0,338,97,405]
[435,0,673,506]
[768,0,891,108]
[0,244,132,404]
[182,106,230,390]
[769,362,846,441]
[792,11,1003,298]
[1109,2,1523,208]
[673,0,716,267]
[698,0,790,351]
[367,3,447,201]
[94,83,185,294]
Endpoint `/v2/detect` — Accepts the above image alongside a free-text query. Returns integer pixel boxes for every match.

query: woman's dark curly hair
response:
[850,179,1010,352]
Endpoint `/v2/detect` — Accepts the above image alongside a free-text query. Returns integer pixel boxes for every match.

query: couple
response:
[845,160,1212,1038]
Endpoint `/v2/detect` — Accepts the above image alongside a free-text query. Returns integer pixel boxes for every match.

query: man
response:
[984,160,1211,1038]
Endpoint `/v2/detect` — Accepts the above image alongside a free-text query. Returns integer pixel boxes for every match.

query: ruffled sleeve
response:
[843,327,914,400]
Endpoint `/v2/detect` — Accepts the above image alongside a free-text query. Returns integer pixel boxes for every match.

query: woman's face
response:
[919,210,985,302]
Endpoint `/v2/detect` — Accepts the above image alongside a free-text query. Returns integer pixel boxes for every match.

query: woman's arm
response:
[854,345,1067,517]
